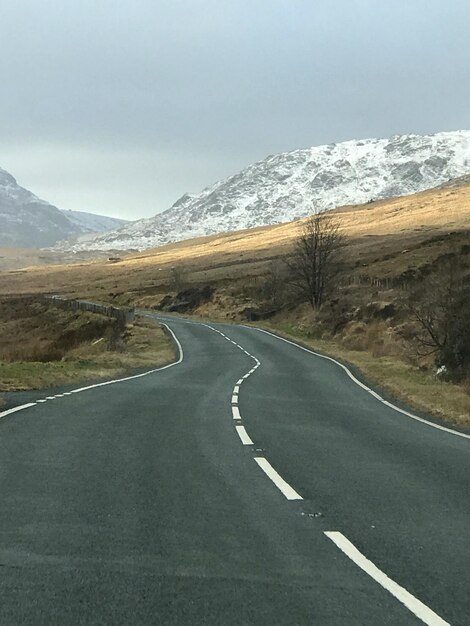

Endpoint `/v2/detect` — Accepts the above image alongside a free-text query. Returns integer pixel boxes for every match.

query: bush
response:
[404,258,470,381]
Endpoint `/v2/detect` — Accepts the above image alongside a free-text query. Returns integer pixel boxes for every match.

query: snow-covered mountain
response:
[0,167,128,248]
[64,130,470,252]
[60,209,127,234]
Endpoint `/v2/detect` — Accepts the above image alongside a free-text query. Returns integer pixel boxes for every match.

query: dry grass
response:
[0,180,469,306]
[0,297,174,391]
[261,320,470,429]
[0,180,469,423]
[0,246,107,271]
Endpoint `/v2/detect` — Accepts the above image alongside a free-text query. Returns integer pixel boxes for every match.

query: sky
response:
[0,0,469,220]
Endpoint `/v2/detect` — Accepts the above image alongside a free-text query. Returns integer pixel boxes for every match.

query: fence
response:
[44,295,135,324]
[337,273,413,291]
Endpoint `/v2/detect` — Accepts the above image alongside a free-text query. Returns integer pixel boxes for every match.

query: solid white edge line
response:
[254,457,303,500]
[0,403,37,420]
[324,532,450,626]
[69,322,184,395]
[232,406,241,420]
[236,424,254,445]
[0,322,184,422]
[251,327,470,441]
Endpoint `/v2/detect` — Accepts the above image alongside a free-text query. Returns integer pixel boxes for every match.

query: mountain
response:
[76,130,470,253]
[65,130,470,252]
[0,168,128,248]
[0,168,81,248]
[59,209,127,234]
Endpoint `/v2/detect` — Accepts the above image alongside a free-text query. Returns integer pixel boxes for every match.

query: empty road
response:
[0,314,469,625]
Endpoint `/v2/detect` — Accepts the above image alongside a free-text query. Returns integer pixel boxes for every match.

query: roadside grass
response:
[1,181,469,423]
[261,321,470,430]
[0,297,175,392]
[0,319,174,392]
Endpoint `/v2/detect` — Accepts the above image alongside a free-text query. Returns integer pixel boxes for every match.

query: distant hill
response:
[59,209,127,235]
[0,167,128,248]
[69,130,470,252]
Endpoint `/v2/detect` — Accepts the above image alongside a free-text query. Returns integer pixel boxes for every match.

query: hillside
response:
[0,168,81,248]
[2,178,469,424]
[59,209,127,235]
[0,167,129,248]
[1,175,469,303]
[66,130,470,252]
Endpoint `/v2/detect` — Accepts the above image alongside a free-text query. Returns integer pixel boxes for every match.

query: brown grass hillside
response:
[0,296,174,392]
[0,179,469,306]
[0,179,469,424]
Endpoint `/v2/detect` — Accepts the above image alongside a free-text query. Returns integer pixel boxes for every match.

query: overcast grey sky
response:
[1,0,469,219]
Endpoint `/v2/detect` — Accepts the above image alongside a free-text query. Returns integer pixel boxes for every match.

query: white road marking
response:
[236,425,254,445]
[0,322,184,424]
[252,327,470,442]
[186,322,263,454]
[325,532,450,626]
[69,322,184,395]
[37,399,47,403]
[254,457,303,500]
[0,403,37,421]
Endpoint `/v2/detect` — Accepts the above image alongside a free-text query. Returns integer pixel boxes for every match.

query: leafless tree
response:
[404,257,470,377]
[262,259,287,308]
[286,210,345,308]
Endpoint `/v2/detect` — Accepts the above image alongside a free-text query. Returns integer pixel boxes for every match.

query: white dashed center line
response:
[232,406,241,420]
[236,425,254,445]
[254,457,303,500]
[325,532,450,626]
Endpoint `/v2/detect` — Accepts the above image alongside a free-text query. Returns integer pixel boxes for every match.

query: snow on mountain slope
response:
[60,209,127,234]
[0,168,81,248]
[0,167,129,248]
[67,130,470,252]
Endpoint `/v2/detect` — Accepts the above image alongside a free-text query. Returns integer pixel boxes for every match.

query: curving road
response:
[0,314,469,625]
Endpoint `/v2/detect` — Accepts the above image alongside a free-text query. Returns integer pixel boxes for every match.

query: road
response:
[0,314,469,625]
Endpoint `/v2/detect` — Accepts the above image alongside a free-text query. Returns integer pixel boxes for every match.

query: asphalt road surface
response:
[0,314,469,625]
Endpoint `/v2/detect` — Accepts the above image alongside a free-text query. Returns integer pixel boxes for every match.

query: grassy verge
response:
[0,317,175,392]
[260,321,470,429]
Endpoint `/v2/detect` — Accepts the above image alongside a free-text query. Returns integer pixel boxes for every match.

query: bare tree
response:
[286,210,344,308]
[262,259,286,308]
[404,257,470,378]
